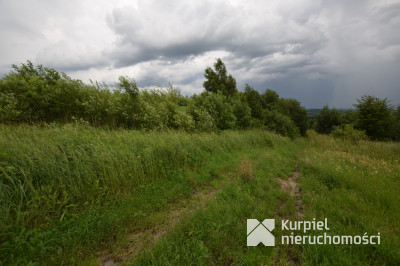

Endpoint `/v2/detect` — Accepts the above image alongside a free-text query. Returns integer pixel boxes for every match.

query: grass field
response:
[298,132,400,265]
[0,125,399,265]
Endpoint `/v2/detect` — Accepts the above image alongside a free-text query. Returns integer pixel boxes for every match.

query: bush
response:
[194,92,237,130]
[331,124,367,142]
[0,60,311,137]
[187,105,216,132]
[277,98,308,136]
[231,95,252,128]
[173,107,195,131]
[264,110,300,138]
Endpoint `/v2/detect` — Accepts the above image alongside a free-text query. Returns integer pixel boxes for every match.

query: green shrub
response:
[264,110,300,138]
[331,124,367,142]
[173,107,195,131]
[0,60,313,137]
[194,92,237,130]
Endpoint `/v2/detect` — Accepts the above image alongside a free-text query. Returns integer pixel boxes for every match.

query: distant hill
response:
[307,109,322,118]
[307,108,354,128]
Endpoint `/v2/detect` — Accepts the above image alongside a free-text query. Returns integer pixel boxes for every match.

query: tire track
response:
[98,186,219,265]
[98,157,255,265]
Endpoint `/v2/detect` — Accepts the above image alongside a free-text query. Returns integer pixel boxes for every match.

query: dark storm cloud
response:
[106,1,242,66]
[106,0,328,67]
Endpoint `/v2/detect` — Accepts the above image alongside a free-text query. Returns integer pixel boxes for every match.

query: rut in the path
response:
[276,166,304,219]
[97,156,258,265]
[275,165,304,265]
[98,186,219,266]
[97,155,257,266]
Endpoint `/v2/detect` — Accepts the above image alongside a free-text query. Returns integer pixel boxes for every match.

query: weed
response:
[238,158,254,182]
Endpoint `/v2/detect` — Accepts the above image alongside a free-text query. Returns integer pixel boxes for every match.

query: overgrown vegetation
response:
[314,98,400,141]
[298,132,400,265]
[3,59,399,140]
[127,132,400,265]
[0,126,278,264]
[331,124,367,142]
[0,60,308,137]
[131,137,301,265]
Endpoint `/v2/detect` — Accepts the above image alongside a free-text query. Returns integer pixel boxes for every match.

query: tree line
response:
[0,59,308,137]
[1,59,399,140]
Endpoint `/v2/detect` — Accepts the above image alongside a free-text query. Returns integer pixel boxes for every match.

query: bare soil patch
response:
[275,166,304,265]
[277,167,304,219]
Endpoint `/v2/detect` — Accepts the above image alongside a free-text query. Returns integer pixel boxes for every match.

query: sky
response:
[0,0,399,108]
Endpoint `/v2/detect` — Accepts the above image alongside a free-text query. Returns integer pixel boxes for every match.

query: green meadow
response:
[0,125,399,265]
[1,60,399,265]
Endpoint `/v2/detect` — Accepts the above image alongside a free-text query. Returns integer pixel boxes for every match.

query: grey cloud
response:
[106,1,243,66]
[35,40,110,72]
[109,1,325,60]
[371,2,400,24]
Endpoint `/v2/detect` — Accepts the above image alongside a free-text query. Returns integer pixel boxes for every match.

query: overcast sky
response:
[1,0,399,108]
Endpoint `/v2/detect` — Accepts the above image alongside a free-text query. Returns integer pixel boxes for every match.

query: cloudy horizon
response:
[1,0,399,108]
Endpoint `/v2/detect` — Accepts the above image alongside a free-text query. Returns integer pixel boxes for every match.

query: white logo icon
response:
[247,219,275,246]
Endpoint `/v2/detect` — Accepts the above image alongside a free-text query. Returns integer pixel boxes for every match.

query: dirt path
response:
[276,165,304,219]
[275,165,304,265]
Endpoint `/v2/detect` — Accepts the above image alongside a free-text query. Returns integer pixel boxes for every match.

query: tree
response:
[116,76,139,99]
[264,110,300,138]
[354,95,395,140]
[231,93,252,128]
[315,106,343,134]
[203,58,237,97]
[277,98,308,136]
[394,106,400,140]
[261,89,279,111]
[195,92,236,130]
[244,84,263,120]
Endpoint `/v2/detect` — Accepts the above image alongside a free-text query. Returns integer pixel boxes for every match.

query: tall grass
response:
[299,132,400,265]
[132,138,301,265]
[0,124,276,264]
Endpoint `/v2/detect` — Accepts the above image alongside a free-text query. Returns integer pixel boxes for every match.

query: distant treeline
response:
[0,59,308,137]
[312,99,400,141]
